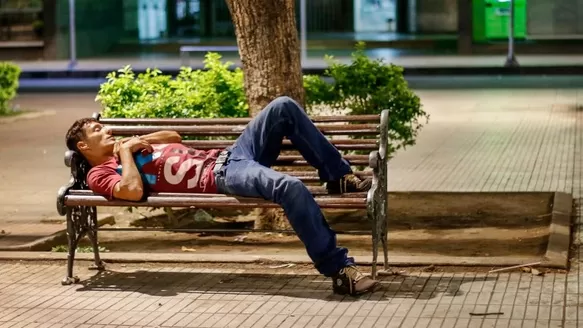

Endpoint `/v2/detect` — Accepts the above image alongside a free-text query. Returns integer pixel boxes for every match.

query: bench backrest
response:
[57,110,389,215]
[94,113,381,168]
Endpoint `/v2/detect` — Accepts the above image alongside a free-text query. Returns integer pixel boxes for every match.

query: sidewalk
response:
[0,93,100,249]
[0,88,582,326]
[12,53,583,79]
[0,261,577,328]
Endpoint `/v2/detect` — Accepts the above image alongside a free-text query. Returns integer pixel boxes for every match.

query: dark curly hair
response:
[65,118,97,152]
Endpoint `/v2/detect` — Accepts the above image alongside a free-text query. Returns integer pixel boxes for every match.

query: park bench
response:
[56,110,389,285]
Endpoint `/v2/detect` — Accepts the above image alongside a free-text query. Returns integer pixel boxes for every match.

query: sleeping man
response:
[65,96,379,296]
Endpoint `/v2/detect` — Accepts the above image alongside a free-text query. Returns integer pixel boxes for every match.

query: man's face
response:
[77,121,116,157]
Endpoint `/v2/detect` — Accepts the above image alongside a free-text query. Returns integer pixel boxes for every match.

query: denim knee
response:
[272,176,309,205]
[272,96,296,107]
[269,96,302,116]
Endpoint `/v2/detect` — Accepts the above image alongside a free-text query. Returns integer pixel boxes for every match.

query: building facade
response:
[2,0,582,60]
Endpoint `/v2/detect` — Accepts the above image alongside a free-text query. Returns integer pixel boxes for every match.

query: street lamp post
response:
[504,0,519,67]
[68,0,77,70]
[300,0,307,64]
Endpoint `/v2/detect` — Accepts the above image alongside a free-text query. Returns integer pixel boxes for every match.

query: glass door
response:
[174,0,200,37]
[354,0,396,32]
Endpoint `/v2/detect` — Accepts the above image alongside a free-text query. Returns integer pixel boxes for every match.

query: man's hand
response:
[123,137,154,153]
[114,137,153,160]
[113,137,150,201]
[113,131,180,160]
[113,137,132,161]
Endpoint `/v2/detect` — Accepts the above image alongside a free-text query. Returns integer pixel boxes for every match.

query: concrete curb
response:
[0,110,56,125]
[543,192,574,268]
[0,214,115,251]
[0,251,543,269]
[0,193,571,270]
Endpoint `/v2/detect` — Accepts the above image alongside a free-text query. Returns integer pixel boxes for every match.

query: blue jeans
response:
[214,96,355,276]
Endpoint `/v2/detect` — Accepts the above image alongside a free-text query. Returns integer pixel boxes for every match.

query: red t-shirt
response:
[86,143,221,199]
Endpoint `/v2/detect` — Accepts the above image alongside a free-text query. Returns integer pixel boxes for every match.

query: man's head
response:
[65,118,116,164]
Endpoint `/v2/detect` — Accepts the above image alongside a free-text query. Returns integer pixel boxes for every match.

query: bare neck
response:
[85,153,114,167]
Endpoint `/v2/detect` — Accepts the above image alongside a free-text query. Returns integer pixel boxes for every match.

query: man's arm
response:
[124,131,182,144]
[114,131,180,161]
[112,137,153,201]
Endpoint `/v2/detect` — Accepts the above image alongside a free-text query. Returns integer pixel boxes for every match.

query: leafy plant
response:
[94,44,428,227]
[96,52,248,119]
[51,245,109,253]
[0,62,21,115]
[304,42,429,158]
[97,43,428,160]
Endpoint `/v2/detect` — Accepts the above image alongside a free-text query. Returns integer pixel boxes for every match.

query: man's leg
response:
[218,159,351,277]
[218,159,378,295]
[230,96,371,193]
[217,97,378,295]
[230,96,351,182]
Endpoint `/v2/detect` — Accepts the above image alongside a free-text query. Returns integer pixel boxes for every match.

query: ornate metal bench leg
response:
[381,216,389,271]
[62,208,80,285]
[367,149,382,280]
[369,209,379,279]
[87,207,105,271]
[377,108,390,274]
[379,188,389,271]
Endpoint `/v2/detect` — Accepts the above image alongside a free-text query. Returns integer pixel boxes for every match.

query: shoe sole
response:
[333,281,380,296]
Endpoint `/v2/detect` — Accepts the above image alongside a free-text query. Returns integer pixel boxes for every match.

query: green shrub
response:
[304,42,429,158]
[51,245,109,253]
[97,43,428,159]
[97,52,248,119]
[0,62,21,115]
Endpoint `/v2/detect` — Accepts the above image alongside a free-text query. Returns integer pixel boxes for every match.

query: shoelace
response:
[340,265,365,282]
[342,175,361,193]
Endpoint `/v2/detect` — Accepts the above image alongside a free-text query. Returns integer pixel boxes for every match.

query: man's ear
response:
[76,140,89,152]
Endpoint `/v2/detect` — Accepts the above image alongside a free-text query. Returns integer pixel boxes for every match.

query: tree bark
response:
[226,0,306,230]
[225,0,305,115]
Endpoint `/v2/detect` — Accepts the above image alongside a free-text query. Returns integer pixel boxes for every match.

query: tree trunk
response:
[226,0,306,230]
[225,0,305,115]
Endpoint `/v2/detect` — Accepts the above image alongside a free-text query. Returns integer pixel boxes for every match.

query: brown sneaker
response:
[326,174,372,194]
[332,265,379,296]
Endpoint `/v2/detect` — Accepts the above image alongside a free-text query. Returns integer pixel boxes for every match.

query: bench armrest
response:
[57,150,92,216]
[366,109,389,223]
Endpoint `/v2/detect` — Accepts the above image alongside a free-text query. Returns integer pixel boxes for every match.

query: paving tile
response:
[453,318,469,328]
[481,318,497,328]
[494,319,510,328]
[413,317,431,328]
[385,316,405,328]
[3,90,583,327]
[222,314,250,328]
[201,313,227,327]
[237,313,264,328]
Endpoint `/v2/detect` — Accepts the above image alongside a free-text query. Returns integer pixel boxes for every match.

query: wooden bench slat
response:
[65,194,367,209]
[273,160,369,166]
[99,115,381,125]
[282,170,372,182]
[68,190,367,198]
[277,154,368,163]
[107,124,380,136]
[182,139,379,151]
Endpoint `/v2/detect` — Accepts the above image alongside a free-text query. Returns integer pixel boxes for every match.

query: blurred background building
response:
[0,0,581,61]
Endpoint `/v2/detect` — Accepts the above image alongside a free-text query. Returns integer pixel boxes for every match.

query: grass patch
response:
[0,106,28,117]
[0,110,23,117]
[52,245,110,253]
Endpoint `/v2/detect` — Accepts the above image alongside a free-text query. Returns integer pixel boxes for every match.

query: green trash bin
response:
[473,0,526,41]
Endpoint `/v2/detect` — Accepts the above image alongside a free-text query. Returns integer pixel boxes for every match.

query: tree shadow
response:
[75,269,497,302]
